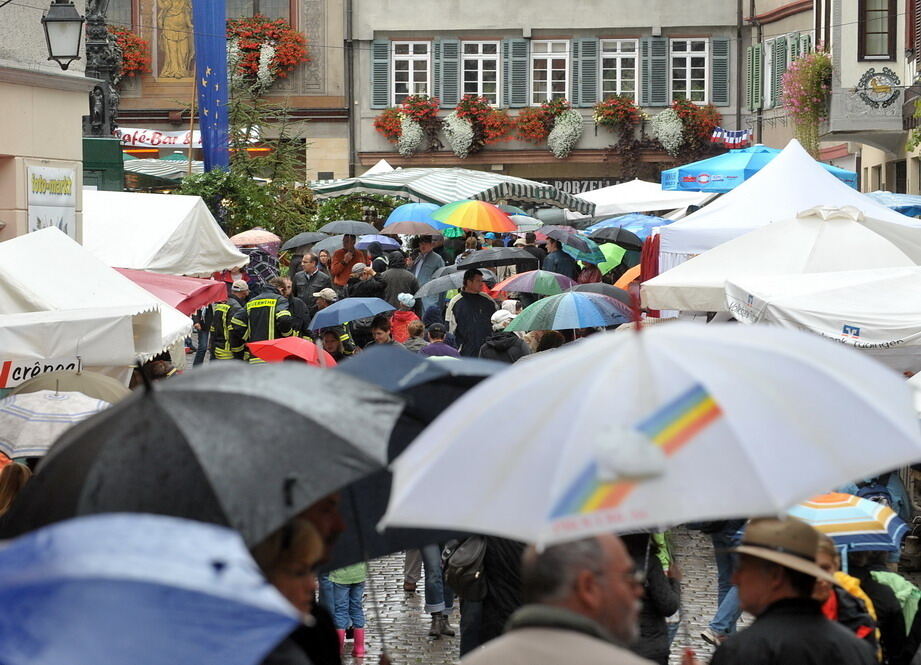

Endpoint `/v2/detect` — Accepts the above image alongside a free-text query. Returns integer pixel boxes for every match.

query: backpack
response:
[856,472,894,507]
[442,536,487,601]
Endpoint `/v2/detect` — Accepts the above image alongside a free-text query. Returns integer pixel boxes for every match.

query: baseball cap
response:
[513,238,527,247]
[731,517,836,583]
[427,322,446,336]
[231,279,249,293]
[315,288,338,303]
[351,262,367,275]
[397,292,416,308]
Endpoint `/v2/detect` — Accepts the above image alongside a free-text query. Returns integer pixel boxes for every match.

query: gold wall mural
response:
[157,0,193,78]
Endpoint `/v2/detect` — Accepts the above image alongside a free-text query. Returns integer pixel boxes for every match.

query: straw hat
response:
[732,517,835,583]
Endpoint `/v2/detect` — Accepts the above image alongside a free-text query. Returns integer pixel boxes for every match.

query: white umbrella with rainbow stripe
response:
[381,323,921,546]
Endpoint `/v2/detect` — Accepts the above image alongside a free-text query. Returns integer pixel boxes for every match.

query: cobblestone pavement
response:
[342,529,744,665]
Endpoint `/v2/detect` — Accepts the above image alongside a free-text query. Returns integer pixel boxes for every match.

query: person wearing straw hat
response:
[685,517,876,665]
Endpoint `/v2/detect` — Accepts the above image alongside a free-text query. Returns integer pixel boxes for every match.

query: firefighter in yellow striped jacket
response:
[229,279,293,362]
[209,280,249,360]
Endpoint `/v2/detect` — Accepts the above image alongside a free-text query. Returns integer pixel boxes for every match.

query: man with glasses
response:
[461,533,650,664]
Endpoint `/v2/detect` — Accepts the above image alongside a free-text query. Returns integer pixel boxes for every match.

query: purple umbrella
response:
[493,270,577,295]
[357,235,400,250]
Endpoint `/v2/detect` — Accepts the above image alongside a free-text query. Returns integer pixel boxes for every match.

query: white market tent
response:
[564,178,713,221]
[82,190,247,276]
[0,228,192,366]
[658,139,921,267]
[725,267,921,374]
[642,206,921,312]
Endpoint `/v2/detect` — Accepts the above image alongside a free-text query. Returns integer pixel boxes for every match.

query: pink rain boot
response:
[336,629,346,654]
[352,628,367,657]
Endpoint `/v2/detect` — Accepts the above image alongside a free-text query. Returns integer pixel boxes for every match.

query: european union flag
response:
[192,0,229,170]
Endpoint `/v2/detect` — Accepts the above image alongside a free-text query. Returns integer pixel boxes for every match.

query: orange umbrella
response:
[247,337,337,367]
[614,265,641,290]
[431,201,517,233]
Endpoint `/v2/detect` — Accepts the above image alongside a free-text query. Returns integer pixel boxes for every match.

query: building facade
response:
[351,0,745,187]
[0,0,95,242]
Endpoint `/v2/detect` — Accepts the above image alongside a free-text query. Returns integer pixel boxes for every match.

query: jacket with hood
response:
[391,310,420,343]
[452,291,497,357]
[478,331,531,363]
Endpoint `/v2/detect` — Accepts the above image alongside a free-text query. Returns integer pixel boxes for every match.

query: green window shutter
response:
[711,37,730,106]
[432,41,442,102]
[570,40,580,104]
[789,33,800,60]
[371,40,390,109]
[503,38,530,108]
[640,37,668,106]
[751,43,763,110]
[800,33,812,55]
[575,37,599,107]
[746,46,755,110]
[438,39,461,107]
[772,36,787,107]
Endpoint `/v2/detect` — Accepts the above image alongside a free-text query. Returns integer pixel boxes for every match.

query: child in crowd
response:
[329,562,369,657]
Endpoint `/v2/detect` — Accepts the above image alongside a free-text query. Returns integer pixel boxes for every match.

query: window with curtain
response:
[227,0,289,20]
[858,0,896,60]
[670,39,708,103]
[462,41,500,105]
[391,41,430,105]
[531,40,569,104]
[600,39,638,100]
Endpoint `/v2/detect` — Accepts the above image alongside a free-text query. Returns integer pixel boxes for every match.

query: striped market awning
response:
[310,167,596,215]
[123,158,204,181]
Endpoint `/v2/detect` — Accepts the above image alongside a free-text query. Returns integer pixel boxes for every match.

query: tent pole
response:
[188,84,196,177]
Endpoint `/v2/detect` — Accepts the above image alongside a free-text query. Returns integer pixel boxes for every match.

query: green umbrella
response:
[596,243,627,275]
[507,292,630,331]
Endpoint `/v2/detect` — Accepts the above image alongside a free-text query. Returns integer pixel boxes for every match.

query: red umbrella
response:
[247,337,337,367]
[115,268,227,316]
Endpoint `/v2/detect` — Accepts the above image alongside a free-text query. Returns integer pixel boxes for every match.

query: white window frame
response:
[530,39,570,105]
[461,41,502,105]
[599,38,639,100]
[762,39,774,110]
[391,41,432,106]
[669,38,709,104]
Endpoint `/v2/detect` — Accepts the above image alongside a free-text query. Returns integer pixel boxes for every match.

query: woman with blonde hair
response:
[0,462,31,516]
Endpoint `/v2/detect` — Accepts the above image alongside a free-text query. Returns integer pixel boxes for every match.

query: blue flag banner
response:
[192,0,229,171]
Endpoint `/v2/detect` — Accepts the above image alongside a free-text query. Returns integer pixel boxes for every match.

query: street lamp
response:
[41,0,85,71]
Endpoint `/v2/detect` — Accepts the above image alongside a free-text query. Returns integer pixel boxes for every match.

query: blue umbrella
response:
[310,297,395,330]
[866,191,921,217]
[661,144,858,192]
[584,213,673,241]
[0,513,297,665]
[384,202,451,230]
[357,234,400,250]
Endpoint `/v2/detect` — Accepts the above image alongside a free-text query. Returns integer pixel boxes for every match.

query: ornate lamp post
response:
[82,0,122,137]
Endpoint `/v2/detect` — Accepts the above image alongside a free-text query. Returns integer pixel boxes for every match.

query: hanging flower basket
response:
[226,15,308,95]
[107,25,151,84]
[372,95,442,156]
[516,99,582,159]
[781,50,832,157]
[592,96,641,134]
[443,95,514,158]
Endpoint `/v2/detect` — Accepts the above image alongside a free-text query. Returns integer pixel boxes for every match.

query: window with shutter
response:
[762,39,774,109]
[575,38,599,107]
[461,41,500,105]
[371,40,390,110]
[640,37,669,106]
[439,39,461,107]
[600,39,638,101]
[711,37,730,106]
[531,40,570,104]
[671,39,709,103]
[789,33,800,60]
[800,33,812,55]
[571,40,581,105]
[772,36,787,107]
[915,0,921,59]
[503,39,530,108]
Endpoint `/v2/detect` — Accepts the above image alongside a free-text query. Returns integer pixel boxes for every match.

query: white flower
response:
[255,41,277,93]
[227,39,246,91]
[443,111,475,158]
[651,108,684,156]
[398,115,425,156]
[547,109,584,159]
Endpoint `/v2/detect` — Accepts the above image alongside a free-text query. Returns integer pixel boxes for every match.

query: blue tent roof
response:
[865,191,921,217]
[583,213,673,240]
[661,144,858,192]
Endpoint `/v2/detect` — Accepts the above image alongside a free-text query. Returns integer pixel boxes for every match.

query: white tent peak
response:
[659,138,920,257]
[566,178,712,220]
[799,205,864,222]
[363,159,395,176]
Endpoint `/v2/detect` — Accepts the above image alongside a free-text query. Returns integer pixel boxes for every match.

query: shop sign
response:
[532,178,621,194]
[115,127,202,149]
[27,165,77,239]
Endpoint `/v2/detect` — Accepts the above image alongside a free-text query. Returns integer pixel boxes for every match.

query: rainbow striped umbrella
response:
[431,201,518,233]
[507,292,631,331]
[384,203,451,231]
[788,492,908,552]
[493,270,577,296]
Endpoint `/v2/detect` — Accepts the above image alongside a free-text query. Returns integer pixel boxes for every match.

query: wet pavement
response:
[344,528,744,665]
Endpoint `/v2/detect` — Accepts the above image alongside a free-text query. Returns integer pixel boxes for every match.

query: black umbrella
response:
[326,346,503,570]
[281,231,328,251]
[312,234,344,255]
[571,282,632,305]
[414,268,498,299]
[0,363,404,546]
[318,219,379,236]
[586,226,644,251]
[544,227,594,253]
[454,247,539,270]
